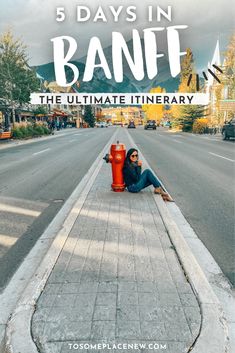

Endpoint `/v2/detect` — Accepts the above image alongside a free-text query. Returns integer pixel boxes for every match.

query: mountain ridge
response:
[34,39,180,93]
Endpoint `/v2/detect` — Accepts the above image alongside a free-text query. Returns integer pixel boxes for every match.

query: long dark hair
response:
[124,148,138,166]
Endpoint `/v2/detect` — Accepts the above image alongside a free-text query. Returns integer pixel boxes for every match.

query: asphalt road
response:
[0,127,115,290]
[0,126,234,290]
[128,127,235,286]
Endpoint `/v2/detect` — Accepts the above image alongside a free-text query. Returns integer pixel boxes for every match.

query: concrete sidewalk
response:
[31,135,201,353]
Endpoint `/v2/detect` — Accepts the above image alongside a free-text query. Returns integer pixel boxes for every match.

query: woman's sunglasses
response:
[130,153,138,158]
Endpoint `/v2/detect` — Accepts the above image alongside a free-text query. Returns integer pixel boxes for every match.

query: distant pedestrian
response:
[123,148,174,201]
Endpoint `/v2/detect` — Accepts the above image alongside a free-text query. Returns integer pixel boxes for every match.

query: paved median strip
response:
[209,152,234,162]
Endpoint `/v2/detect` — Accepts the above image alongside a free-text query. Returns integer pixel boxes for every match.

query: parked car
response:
[96,122,108,128]
[127,121,136,128]
[144,120,156,130]
[222,119,235,140]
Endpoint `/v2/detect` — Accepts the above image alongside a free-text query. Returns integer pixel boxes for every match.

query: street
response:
[0,128,114,290]
[128,127,235,286]
[0,126,234,291]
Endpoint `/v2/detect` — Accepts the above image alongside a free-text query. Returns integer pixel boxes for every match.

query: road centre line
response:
[33,148,50,156]
[209,152,234,162]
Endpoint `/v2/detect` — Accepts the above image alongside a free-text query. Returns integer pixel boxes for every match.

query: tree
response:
[0,31,40,124]
[84,105,95,127]
[33,106,48,116]
[171,48,203,130]
[178,105,205,131]
[142,86,165,123]
[178,48,197,93]
[223,34,235,99]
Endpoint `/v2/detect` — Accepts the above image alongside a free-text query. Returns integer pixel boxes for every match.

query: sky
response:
[0,0,234,70]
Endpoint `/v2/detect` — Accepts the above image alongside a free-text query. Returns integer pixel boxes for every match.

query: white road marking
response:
[0,203,41,217]
[188,134,225,142]
[172,139,183,143]
[207,139,225,143]
[192,134,222,140]
[0,234,18,247]
[33,148,50,156]
[209,152,234,162]
[74,133,82,136]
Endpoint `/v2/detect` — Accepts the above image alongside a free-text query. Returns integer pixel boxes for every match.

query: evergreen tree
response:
[0,31,40,123]
[84,105,95,127]
[179,105,205,132]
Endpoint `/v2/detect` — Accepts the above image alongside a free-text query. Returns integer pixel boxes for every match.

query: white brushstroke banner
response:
[30,93,210,105]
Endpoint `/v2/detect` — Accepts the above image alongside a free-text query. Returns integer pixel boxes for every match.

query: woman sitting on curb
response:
[123,148,174,202]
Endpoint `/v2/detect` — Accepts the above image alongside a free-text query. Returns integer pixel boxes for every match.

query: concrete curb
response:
[3,129,118,353]
[126,129,229,353]
[154,198,228,353]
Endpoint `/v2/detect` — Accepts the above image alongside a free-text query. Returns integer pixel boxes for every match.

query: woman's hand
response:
[138,160,142,167]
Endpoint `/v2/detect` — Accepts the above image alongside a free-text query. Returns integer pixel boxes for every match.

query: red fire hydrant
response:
[103,141,126,192]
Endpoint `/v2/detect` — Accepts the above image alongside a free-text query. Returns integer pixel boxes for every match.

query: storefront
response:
[53,109,75,128]
[17,110,34,122]
[220,100,235,121]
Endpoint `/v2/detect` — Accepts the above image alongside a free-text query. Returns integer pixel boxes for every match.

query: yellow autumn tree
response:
[178,48,197,93]
[208,34,235,125]
[170,48,205,131]
[142,86,165,124]
[170,48,196,127]
[223,33,235,99]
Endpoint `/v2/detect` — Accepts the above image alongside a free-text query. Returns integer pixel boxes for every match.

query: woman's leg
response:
[146,170,174,201]
[143,169,162,188]
[127,169,174,201]
[128,169,161,193]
